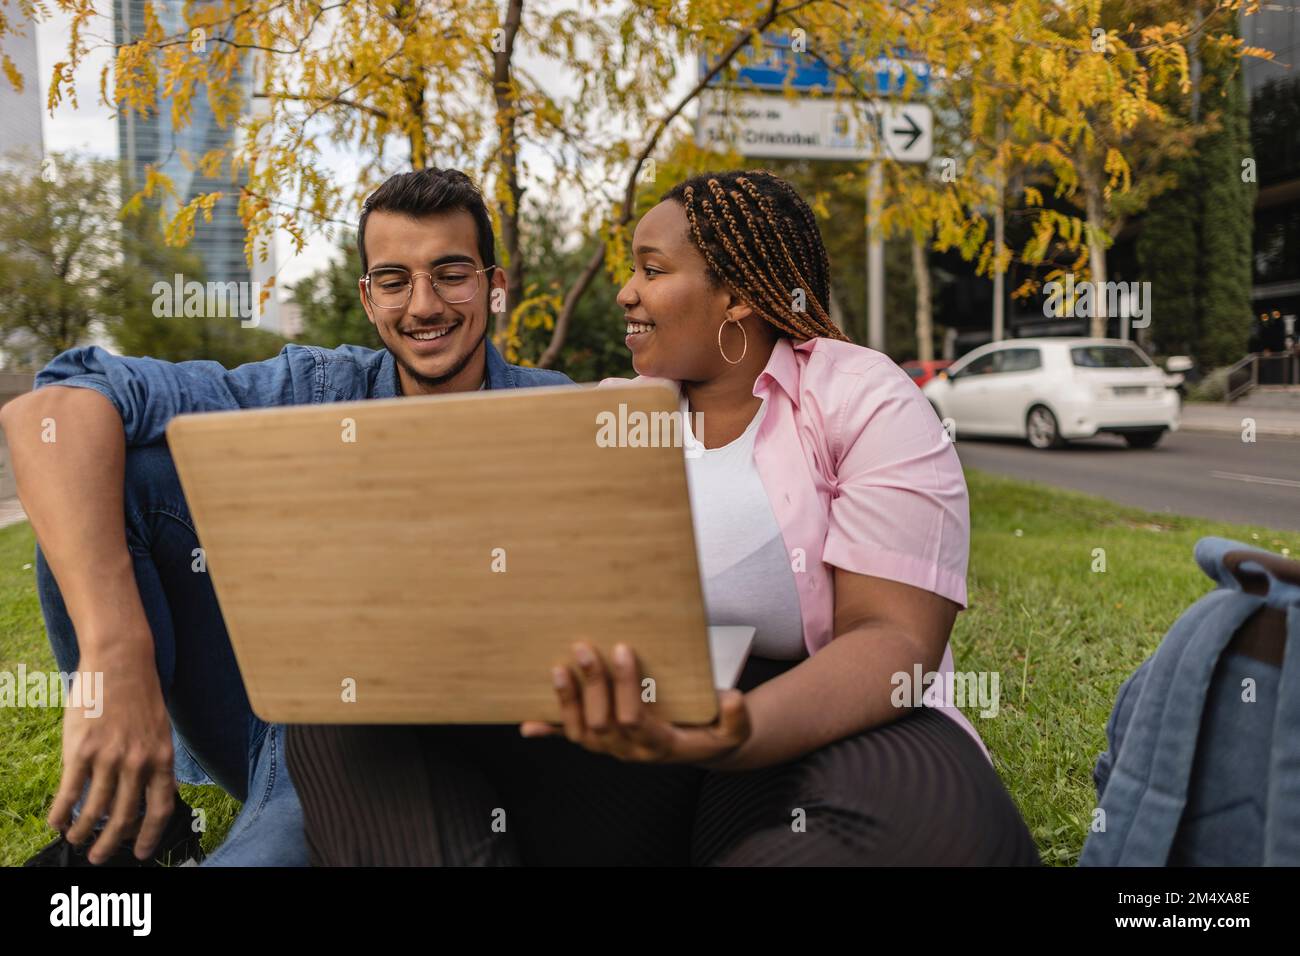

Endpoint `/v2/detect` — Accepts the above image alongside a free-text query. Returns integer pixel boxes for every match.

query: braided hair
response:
[661,170,850,342]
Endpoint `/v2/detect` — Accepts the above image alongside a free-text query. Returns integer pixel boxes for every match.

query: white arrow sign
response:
[696,92,933,163]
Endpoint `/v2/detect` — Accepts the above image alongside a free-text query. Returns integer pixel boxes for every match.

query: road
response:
[954,429,1300,532]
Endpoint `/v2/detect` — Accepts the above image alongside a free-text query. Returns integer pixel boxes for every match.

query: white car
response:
[922,338,1181,450]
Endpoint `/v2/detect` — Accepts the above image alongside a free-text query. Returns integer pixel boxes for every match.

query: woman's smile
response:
[625,317,655,347]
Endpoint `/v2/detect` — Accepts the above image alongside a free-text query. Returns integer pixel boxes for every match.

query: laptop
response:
[165,382,754,726]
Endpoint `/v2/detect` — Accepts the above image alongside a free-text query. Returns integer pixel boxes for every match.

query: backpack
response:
[1080,536,1300,866]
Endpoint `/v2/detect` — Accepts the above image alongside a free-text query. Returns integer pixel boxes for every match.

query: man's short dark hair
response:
[356,167,496,274]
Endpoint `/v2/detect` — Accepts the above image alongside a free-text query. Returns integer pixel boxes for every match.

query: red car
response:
[901,359,953,388]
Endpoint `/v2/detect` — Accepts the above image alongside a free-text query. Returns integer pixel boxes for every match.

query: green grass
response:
[0,522,238,866]
[955,470,1299,864]
[1,470,1297,866]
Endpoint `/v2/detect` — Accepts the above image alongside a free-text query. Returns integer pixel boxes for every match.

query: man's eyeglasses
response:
[361,264,495,309]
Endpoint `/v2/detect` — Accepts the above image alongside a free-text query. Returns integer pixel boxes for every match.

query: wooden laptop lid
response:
[164,382,717,724]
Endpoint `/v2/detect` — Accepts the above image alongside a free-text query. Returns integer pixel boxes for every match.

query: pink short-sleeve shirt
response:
[603,336,987,759]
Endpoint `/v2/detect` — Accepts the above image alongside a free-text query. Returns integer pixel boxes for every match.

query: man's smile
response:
[402,320,461,351]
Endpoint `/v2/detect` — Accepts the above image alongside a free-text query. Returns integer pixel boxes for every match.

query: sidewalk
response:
[0,496,26,530]
[1180,402,1300,438]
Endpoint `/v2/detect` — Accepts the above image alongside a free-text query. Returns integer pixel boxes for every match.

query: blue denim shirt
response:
[34,338,573,444]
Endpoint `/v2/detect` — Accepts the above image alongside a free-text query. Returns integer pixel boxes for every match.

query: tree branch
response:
[253,91,391,121]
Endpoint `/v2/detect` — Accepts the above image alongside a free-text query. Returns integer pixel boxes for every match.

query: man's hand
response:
[51,641,177,864]
[519,641,751,767]
[2,387,177,864]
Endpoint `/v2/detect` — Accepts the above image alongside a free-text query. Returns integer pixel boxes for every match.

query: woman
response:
[286,170,1040,866]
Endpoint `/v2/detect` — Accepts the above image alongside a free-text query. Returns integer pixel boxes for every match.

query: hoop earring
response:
[718,319,748,365]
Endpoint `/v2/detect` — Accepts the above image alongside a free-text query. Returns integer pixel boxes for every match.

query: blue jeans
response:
[34,441,308,866]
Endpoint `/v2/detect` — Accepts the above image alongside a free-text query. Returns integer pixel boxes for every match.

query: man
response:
[0,167,571,866]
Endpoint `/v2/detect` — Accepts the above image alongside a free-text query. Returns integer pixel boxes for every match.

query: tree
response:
[287,234,383,351]
[878,1,1261,341]
[0,152,134,365]
[1193,35,1253,367]
[17,0,1264,368]
[1137,8,1256,367]
[106,202,290,366]
[37,0,773,367]
[502,196,632,382]
[1134,151,1199,354]
[0,151,285,367]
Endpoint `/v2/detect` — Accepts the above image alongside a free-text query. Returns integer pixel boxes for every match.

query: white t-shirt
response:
[682,398,807,660]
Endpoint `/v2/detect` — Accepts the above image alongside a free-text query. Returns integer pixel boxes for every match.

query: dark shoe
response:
[24,793,206,867]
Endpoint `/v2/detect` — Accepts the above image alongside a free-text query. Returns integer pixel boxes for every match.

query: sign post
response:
[867,161,884,353]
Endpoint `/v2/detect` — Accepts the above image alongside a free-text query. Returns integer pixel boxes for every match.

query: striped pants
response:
[285,657,1041,866]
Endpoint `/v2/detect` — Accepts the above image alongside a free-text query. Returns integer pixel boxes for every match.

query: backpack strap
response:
[1220,544,1300,864]
[1263,592,1300,863]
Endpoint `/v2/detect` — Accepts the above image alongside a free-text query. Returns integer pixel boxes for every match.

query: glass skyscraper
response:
[114,0,274,305]
[0,0,43,165]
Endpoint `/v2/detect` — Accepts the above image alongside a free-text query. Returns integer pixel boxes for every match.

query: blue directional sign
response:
[700,34,930,97]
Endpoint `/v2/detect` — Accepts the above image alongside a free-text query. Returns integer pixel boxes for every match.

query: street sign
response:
[700,36,931,97]
[696,92,933,164]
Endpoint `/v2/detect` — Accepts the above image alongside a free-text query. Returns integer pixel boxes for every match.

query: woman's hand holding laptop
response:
[519,641,751,768]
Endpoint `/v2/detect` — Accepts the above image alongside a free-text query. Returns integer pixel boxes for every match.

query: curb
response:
[1178,420,1300,439]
